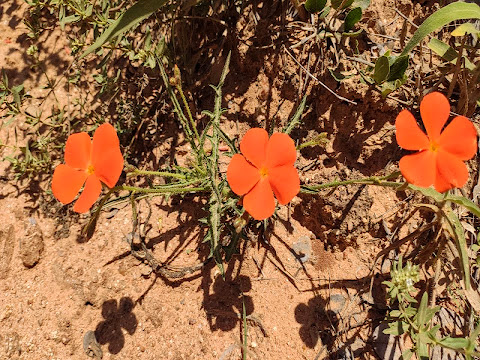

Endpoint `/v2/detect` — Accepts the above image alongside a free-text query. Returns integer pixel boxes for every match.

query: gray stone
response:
[292,236,312,263]
[20,231,44,268]
[329,294,346,314]
[372,323,404,360]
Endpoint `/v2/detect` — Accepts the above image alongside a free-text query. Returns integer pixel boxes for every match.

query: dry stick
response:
[447,35,468,99]
[368,222,435,293]
[429,237,445,308]
[395,8,419,29]
[288,0,308,21]
[283,46,357,105]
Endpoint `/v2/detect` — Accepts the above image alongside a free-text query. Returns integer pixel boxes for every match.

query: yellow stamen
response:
[259,167,268,178]
[86,164,95,175]
[429,141,439,152]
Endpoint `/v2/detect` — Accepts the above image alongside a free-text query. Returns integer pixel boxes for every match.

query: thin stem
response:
[127,168,186,180]
[176,83,201,146]
[302,171,402,192]
[115,185,207,194]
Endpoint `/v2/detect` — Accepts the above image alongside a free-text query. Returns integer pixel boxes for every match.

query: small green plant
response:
[384,257,480,360]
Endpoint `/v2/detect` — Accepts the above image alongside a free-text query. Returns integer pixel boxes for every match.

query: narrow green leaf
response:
[451,22,480,36]
[443,208,471,289]
[342,28,363,37]
[400,2,480,56]
[407,184,444,202]
[329,69,353,82]
[344,7,362,32]
[417,292,428,327]
[427,38,475,71]
[331,0,354,10]
[444,193,480,219]
[305,0,327,13]
[439,337,470,350]
[80,0,169,59]
[284,94,307,134]
[373,55,390,84]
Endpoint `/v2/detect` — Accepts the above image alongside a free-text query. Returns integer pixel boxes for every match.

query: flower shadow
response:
[94,297,138,355]
[294,295,339,349]
[202,257,254,332]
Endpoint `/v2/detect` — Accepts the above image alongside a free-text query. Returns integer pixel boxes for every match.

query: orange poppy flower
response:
[52,123,124,213]
[227,128,300,220]
[395,92,477,193]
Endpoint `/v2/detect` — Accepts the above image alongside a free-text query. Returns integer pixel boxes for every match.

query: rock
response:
[329,294,346,315]
[431,345,462,360]
[292,236,312,263]
[19,221,44,268]
[0,225,15,279]
[372,323,403,360]
[2,331,21,359]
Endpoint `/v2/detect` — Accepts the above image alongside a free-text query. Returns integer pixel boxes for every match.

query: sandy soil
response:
[0,0,478,360]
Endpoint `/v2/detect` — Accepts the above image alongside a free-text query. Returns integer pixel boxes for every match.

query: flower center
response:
[429,141,439,152]
[86,164,95,175]
[259,167,269,178]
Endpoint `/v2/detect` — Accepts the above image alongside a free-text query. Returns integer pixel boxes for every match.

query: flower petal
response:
[227,154,261,195]
[420,92,450,141]
[399,150,436,188]
[268,165,300,205]
[266,132,297,168]
[434,169,453,194]
[438,116,478,160]
[243,178,276,220]
[64,132,92,169]
[92,123,124,188]
[73,175,102,213]
[395,109,429,150]
[435,149,469,192]
[51,164,87,204]
[240,128,268,168]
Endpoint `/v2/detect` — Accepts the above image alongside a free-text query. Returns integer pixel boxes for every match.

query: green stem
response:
[127,168,186,180]
[115,185,207,194]
[302,171,402,192]
[176,83,200,146]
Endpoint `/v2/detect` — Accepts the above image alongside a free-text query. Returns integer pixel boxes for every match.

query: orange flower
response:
[227,128,300,220]
[52,123,124,213]
[395,92,477,193]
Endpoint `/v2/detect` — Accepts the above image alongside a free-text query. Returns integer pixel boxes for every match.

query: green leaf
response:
[373,55,390,84]
[352,0,370,10]
[451,22,480,36]
[380,78,405,97]
[387,55,409,81]
[284,94,307,134]
[401,349,413,360]
[329,69,353,82]
[427,38,476,71]
[342,28,363,37]
[444,193,480,219]
[417,292,428,327]
[383,321,405,335]
[443,208,471,290]
[407,184,444,202]
[400,2,480,56]
[305,0,327,13]
[344,7,362,32]
[439,337,470,350]
[318,6,331,19]
[331,0,354,10]
[80,0,169,59]
[416,338,429,360]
